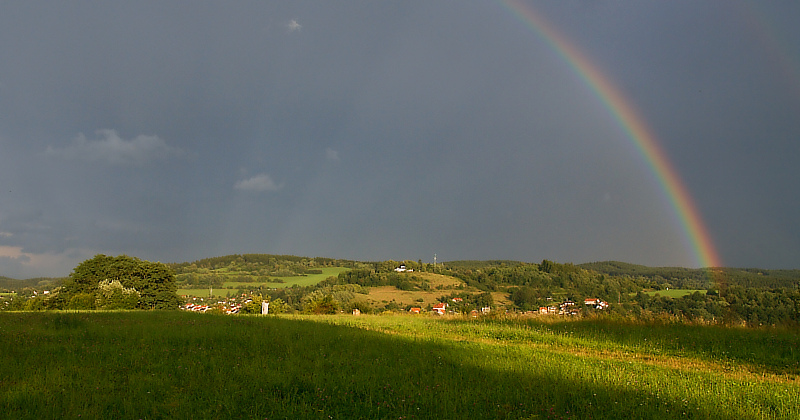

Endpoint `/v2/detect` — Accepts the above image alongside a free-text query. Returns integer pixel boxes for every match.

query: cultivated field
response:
[2,311,798,419]
[360,272,515,309]
[363,285,441,307]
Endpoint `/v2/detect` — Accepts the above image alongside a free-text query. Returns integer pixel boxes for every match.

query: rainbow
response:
[501,0,723,270]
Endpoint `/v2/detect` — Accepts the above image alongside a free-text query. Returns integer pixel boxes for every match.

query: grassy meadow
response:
[245,267,352,289]
[177,267,352,296]
[2,311,798,419]
[640,289,707,298]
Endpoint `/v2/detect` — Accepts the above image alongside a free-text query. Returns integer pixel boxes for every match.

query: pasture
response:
[1,311,798,419]
[177,267,351,297]
[242,266,352,289]
[641,289,707,298]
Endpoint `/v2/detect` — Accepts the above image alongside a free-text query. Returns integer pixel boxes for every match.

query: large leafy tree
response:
[63,254,181,310]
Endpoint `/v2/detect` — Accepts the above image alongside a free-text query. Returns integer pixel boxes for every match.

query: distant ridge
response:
[2,255,797,291]
[0,277,65,290]
[580,261,800,289]
[442,260,528,269]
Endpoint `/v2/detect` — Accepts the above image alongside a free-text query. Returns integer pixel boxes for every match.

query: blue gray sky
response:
[1,1,799,278]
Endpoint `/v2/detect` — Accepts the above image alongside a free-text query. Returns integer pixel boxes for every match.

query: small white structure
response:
[261,301,270,315]
[432,302,447,315]
[584,298,609,310]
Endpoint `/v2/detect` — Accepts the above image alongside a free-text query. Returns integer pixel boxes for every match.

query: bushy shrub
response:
[95,280,140,310]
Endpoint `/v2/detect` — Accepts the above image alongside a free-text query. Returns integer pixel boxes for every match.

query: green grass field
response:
[176,288,214,297]
[228,266,352,288]
[177,267,351,297]
[1,311,797,419]
[641,289,707,298]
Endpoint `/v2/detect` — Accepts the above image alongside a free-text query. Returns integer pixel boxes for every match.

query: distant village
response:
[179,292,609,317]
[182,296,245,314]
[536,297,609,315]
[413,296,609,317]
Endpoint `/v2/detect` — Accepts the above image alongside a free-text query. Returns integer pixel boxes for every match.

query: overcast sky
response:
[1,1,799,278]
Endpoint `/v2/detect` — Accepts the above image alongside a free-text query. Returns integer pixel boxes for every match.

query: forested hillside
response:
[0,276,63,290]
[430,259,800,325]
[580,261,800,289]
[169,254,360,273]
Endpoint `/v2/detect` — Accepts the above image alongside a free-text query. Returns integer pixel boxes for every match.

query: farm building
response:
[432,302,447,315]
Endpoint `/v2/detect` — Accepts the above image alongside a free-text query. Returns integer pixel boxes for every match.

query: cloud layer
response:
[1,2,799,277]
[234,174,282,192]
[46,130,184,166]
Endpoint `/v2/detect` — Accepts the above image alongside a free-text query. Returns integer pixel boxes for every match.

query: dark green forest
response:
[579,260,800,289]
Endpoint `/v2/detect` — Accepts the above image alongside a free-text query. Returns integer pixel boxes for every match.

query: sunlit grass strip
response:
[314,314,800,417]
[324,314,800,379]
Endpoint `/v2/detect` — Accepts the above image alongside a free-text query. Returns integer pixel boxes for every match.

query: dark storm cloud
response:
[1,1,799,277]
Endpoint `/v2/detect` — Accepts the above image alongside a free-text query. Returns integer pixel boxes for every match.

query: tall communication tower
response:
[433,254,437,271]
